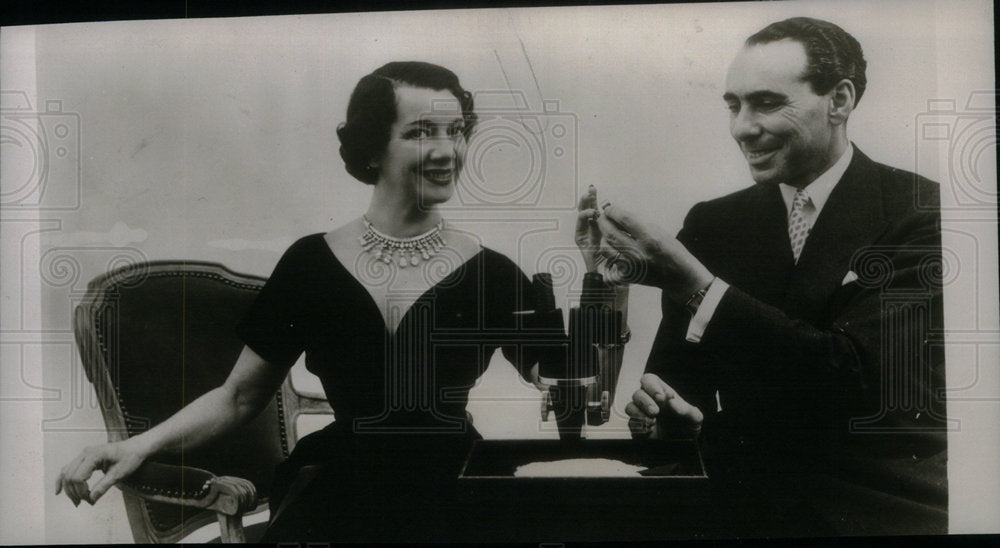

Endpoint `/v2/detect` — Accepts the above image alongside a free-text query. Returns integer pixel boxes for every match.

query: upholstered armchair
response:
[73,261,332,543]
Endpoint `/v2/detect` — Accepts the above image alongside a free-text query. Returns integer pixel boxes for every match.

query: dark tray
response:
[460,438,707,479]
[454,439,712,541]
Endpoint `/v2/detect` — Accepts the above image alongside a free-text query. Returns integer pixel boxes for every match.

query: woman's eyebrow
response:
[406,117,464,127]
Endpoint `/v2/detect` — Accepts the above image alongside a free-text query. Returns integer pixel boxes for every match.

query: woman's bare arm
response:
[55,346,286,505]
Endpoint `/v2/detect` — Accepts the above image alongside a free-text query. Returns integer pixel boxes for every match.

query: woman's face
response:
[375,85,468,207]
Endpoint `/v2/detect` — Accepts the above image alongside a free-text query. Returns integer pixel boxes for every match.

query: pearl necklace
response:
[358,215,446,268]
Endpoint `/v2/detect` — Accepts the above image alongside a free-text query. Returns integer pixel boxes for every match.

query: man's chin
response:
[748,167,782,186]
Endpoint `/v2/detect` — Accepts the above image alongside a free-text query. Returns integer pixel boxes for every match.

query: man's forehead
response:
[725,39,809,94]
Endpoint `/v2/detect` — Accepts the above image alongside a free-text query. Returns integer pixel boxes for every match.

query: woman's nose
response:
[425,136,459,162]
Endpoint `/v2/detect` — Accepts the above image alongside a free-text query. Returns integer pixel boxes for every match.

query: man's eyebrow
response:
[745,91,787,102]
[722,90,787,103]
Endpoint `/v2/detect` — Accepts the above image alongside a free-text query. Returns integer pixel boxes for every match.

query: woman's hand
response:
[55,439,149,506]
[574,185,603,272]
[597,203,714,303]
[52,347,284,507]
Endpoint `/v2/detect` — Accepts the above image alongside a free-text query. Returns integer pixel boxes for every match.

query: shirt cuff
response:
[685,278,730,343]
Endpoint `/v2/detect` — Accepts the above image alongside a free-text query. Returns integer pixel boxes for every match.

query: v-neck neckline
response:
[318,234,485,337]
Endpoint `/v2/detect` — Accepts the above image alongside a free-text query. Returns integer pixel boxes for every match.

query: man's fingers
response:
[635,373,703,427]
[602,204,647,241]
[664,393,704,426]
[624,401,651,420]
[631,389,660,416]
[596,216,630,248]
[639,373,673,402]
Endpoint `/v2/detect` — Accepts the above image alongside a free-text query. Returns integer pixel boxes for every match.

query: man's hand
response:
[626,373,704,439]
[597,203,714,303]
[55,440,148,506]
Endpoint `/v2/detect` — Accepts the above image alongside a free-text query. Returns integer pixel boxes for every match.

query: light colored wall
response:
[0,0,995,543]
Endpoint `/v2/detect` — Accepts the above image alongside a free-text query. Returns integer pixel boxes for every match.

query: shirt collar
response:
[779,144,853,216]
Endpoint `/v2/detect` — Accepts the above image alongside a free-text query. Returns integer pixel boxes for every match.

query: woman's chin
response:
[419,183,455,205]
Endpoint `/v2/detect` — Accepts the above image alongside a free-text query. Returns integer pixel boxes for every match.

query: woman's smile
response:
[421,167,455,185]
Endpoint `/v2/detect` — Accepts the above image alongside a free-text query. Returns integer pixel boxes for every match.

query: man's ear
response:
[829,78,856,125]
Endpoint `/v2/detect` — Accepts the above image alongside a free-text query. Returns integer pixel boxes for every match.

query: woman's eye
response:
[404,128,431,139]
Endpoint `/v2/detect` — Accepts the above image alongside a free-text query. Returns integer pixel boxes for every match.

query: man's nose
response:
[730,109,762,142]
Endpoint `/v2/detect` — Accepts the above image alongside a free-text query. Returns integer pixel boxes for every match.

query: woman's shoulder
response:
[277,232,330,262]
[471,245,529,283]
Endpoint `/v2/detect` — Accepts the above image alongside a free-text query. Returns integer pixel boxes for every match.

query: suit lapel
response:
[785,147,888,320]
[720,183,795,309]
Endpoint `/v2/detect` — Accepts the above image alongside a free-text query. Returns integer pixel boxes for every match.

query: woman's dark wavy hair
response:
[746,17,867,105]
[336,61,477,184]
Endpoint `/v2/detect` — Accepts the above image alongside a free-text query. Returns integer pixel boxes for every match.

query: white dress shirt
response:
[685,145,854,343]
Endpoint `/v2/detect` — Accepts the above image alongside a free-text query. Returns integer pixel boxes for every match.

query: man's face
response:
[724,40,838,188]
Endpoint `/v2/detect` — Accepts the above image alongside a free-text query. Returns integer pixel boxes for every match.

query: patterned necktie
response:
[788,189,811,263]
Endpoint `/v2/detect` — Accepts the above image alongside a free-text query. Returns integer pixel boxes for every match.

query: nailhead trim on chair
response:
[93,270,265,437]
[132,478,215,499]
[275,390,289,457]
[85,264,285,536]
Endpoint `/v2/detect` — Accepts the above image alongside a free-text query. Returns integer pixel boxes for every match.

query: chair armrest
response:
[117,461,258,542]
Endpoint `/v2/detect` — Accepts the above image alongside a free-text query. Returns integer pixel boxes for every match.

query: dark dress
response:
[236,234,549,541]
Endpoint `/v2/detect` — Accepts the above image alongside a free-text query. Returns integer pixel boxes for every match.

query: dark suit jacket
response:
[646,146,947,535]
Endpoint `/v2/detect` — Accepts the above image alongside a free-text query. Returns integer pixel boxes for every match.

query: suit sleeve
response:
[696,207,946,434]
[644,201,724,420]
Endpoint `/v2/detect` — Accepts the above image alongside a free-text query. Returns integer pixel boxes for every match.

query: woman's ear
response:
[829,78,856,125]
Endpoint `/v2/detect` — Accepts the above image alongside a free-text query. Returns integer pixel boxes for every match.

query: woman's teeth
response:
[423,169,452,183]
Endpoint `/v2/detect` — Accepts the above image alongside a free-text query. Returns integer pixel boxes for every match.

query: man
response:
[577,17,947,536]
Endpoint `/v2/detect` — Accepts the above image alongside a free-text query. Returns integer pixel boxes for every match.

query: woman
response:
[56,61,552,541]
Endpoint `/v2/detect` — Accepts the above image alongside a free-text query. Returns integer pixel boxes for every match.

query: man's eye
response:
[449,125,466,137]
[726,103,740,114]
[757,99,781,111]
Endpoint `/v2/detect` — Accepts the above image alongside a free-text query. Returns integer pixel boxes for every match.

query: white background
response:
[1,0,996,542]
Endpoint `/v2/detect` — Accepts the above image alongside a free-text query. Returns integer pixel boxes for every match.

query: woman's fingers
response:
[65,480,83,507]
[58,446,108,506]
[577,184,597,211]
[88,472,118,504]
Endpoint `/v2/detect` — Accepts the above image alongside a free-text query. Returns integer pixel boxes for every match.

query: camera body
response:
[1,91,81,210]
[439,90,578,210]
[914,90,996,211]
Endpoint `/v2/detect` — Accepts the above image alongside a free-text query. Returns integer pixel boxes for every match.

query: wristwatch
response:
[684,278,715,316]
